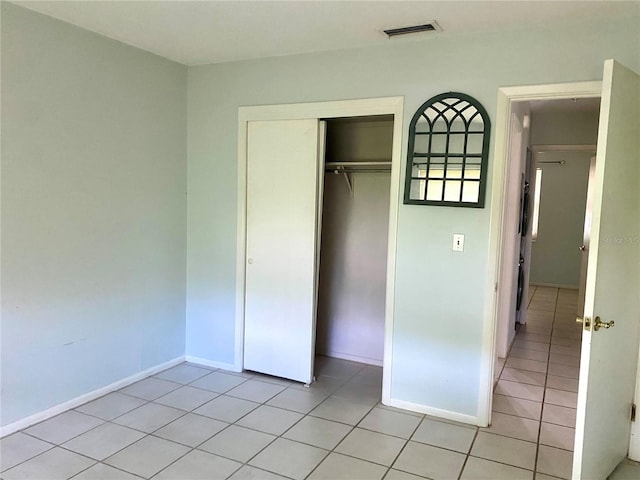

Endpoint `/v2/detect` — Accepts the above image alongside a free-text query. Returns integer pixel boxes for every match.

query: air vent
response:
[383,22,441,38]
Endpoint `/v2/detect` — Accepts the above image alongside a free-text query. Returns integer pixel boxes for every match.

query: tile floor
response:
[1,287,639,479]
[491,285,582,479]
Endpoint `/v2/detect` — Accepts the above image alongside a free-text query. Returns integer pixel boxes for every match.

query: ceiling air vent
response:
[383,22,441,38]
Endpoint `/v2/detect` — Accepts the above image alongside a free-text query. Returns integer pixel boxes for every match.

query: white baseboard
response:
[530,282,578,290]
[185,355,239,372]
[322,350,383,367]
[382,397,480,427]
[0,356,185,438]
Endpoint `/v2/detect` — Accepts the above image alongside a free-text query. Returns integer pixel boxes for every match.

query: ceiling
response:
[13,1,638,66]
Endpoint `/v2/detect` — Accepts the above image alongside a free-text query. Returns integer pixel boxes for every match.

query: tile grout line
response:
[247,363,382,480]
[142,370,300,480]
[94,375,227,478]
[39,369,245,479]
[298,363,397,479]
[174,361,377,480]
[456,427,480,480]
[3,361,380,480]
[7,409,146,477]
[531,287,559,479]
[379,412,434,479]
[7,354,585,480]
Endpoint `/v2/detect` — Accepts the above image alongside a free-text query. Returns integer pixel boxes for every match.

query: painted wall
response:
[1,4,188,426]
[186,14,639,418]
[530,109,600,146]
[316,119,392,365]
[529,110,600,287]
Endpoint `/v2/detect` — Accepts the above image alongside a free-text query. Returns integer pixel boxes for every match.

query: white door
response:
[244,119,324,384]
[573,60,640,479]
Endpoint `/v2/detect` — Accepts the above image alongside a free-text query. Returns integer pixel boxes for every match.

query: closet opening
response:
[237,96,403,401]
[314,115,394,392]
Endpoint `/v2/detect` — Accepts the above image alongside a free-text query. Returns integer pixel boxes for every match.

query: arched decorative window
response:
[404,92,490,207]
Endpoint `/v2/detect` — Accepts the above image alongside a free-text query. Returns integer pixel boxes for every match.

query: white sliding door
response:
[244,119,324,384]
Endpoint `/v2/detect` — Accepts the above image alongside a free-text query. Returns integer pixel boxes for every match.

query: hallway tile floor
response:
[2,287,639,479]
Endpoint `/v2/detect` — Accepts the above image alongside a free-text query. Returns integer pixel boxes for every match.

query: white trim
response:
[530,282,579,290]
[0,356,184,438]
[630,345,640,461]
[322,350,384,367]
[480,81,602,427]
[386,398,479,427]
[185,355,238,372]
[236,96,404,405]
[382,103,404,406]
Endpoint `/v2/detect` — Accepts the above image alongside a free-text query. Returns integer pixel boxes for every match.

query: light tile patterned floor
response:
[2,287,639,479]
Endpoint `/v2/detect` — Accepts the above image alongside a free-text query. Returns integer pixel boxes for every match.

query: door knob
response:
[577,316,614,331]
[593,316,615,331]
[576,316,591,330]
[578,245,586,251]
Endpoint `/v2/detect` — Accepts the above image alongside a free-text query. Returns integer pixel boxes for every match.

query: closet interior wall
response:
[316,116,393,366]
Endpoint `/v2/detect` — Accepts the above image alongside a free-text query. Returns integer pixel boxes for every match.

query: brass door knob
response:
[576,316,591,330]
[593,316,615,331]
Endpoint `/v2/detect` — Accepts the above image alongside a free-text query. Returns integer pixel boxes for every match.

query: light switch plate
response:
[453,233,465,252]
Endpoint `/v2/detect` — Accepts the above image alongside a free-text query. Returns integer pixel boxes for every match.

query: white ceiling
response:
[13,1,638,66]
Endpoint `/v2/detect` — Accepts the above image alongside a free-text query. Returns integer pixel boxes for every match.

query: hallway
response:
[491,286,581,478]
[492,285,639,479]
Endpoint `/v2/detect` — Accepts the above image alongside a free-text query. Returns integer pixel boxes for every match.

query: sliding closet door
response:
[244,119,323,384]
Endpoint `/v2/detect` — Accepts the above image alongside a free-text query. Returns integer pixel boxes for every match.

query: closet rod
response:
[538,160,566,165]
[324,167,391,173]
[325,161,391,168]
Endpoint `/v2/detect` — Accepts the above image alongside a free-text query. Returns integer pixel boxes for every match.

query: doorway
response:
[528,147,596,298]
[491,100,600,478]
[235,97,404,406]
[316,116,393,368]
[487,61,640,479]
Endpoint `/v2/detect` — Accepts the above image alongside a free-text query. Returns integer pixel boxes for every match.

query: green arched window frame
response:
[404,92,491,208]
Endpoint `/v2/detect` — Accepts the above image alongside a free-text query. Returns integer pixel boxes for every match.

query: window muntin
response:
[404,93,491,207]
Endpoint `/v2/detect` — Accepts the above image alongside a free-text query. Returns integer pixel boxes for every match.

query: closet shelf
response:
[324,161,392,195]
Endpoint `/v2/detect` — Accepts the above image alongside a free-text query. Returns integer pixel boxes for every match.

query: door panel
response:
[244,119,323,384]
[573,60,640,479]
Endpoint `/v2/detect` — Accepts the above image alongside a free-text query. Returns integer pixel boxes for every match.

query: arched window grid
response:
[404,92,491,207]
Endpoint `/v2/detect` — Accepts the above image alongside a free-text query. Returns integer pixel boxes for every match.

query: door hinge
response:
[632,403,636,422]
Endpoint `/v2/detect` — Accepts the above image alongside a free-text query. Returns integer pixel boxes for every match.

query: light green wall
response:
[2,1,637,427]
[531,110,600,146]
[1,3,187,426]
[187,15,639,416]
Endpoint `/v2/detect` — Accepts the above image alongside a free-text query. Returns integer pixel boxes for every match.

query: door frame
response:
[236,96,404,403]
[481,81,601,425]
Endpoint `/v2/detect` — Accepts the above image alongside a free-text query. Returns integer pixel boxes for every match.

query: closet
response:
[243,114,394,384]
[316,116,393,367]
